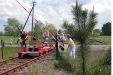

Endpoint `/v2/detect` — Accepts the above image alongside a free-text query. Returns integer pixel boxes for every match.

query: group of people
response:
[17,31,50,50]
[56,32,76,59]
[17,30,76,59]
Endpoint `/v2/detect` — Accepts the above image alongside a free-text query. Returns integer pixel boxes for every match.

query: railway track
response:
[0,51,53,75]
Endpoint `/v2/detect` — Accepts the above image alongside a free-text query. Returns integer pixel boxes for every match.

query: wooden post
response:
[1,40,4,59]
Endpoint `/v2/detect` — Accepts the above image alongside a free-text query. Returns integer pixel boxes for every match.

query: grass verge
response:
[89,36,111,45]
[0,47,18,60]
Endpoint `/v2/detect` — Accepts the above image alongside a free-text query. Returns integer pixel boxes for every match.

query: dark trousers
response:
[21,40,27,48]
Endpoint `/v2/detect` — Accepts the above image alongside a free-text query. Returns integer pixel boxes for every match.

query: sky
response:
[0,0,111,32]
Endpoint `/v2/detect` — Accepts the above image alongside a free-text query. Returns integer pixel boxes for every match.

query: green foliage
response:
[62,2,98,75]
[62,21,75,39]
[101,22,111,36]
[93,29,101,37]
[0,47,18,60]
[100,49,111,66]
[99,36,111,45]
[43,23,57,36]
[0,36,18,44]
[4,18,23,36]
[72,2,97,75]
[87,66,111,75]
[54,52,76,74]
[0,32,4,36]
[73,11,97,43]
[58,29,62,34]
[89,36,111,45]
[33,22,43,39]
[87,49,111,75]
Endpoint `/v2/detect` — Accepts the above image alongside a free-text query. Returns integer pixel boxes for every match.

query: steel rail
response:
[0,51,53,75]
[0,57,18,65]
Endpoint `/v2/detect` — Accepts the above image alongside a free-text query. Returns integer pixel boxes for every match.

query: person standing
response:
[43,30,49,44]
[32,35,37,41]
[18,31,28,51]
[66,34,76,59]
[43,30,49,38]
[59,32,65,51]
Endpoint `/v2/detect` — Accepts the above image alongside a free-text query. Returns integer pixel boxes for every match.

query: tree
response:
[4,25,14,36]
[58,29,62,34]
[4,18,22,36]
[0,32,4,36]
[33,22,43,39]
[4,18,23,43]
[62,21,75,39]
[71,1,97,75]
[93,29,101,37]
[101,22,111,36]
[43,22,57,37]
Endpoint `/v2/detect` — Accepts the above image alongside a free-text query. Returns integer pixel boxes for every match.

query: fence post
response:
[1,39,4,59]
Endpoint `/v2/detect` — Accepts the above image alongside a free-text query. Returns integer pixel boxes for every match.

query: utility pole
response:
[31,1,36,35]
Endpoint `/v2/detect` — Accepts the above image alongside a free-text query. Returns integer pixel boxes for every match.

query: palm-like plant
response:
[72,1,97,75]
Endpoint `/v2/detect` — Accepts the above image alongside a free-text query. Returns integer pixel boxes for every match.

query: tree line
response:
[0,18,57,37]
[0,18,111,37]
[62,21,111,38]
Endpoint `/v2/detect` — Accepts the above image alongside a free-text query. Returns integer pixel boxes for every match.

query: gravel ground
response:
[31,55,69,75]
[10,54,69,75]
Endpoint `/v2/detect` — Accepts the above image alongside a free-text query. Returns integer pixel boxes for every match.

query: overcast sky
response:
[0,0,111,32]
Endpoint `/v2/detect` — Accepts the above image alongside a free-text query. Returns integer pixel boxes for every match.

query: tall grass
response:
[53,48,111,75]
[0,47,18,60]
[89,49,110,75]
[54,52,76,75]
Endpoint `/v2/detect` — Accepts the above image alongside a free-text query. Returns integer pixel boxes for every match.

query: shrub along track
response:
[0,51,54,75]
